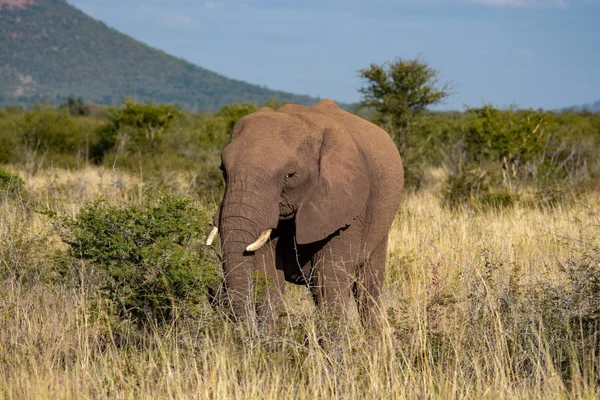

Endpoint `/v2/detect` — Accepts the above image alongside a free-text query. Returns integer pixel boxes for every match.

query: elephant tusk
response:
[246,229,272,252]
[206,226,219,246]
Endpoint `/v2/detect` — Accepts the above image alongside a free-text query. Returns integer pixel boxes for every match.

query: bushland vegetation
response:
[1,85,599,397]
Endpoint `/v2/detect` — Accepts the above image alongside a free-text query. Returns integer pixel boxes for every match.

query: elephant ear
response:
[295,126,370,244]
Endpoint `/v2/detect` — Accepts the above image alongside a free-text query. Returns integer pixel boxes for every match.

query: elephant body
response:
[211,99,403,328]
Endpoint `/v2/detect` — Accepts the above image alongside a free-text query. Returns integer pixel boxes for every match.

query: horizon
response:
[61,0,599,110]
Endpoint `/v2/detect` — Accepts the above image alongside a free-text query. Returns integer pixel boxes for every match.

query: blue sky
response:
[69,0,600,110]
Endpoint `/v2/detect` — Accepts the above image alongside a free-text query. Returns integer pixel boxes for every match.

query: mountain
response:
[563,100,600,113]
[0,0,320,110]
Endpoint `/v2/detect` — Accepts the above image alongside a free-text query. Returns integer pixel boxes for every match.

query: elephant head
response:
[208,100,371,318]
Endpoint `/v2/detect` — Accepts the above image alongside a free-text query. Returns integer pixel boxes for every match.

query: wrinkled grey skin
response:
[212,99,403,329]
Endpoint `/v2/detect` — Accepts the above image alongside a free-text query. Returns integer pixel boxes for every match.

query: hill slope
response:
[0,0,319,110]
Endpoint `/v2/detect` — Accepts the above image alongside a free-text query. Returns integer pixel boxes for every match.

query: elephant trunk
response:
[218,174,279,319]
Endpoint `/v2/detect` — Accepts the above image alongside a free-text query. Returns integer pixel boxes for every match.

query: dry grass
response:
[1,167,599,399]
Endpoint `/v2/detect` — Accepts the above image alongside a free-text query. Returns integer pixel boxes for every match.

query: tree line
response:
[1,57,599,209]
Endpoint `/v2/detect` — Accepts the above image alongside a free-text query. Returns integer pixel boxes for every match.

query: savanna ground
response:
[1,164,599,399]
[1,101,599,398]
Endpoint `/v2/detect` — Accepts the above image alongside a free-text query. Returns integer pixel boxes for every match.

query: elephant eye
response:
[286,172,296,178]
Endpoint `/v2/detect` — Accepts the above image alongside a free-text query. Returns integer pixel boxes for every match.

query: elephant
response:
[206,99,403,330]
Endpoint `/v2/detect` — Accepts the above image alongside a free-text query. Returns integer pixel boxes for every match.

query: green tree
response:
[92,98,183,160]
[62,97,91,116]
[358,57,451,147]
[111,97,182,145]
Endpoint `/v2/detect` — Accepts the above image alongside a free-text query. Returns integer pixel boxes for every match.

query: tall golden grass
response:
[1,167,599,399]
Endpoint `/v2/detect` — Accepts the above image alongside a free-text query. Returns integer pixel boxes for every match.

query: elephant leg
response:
[354,236,387,331]
[253,238,285,328]
[310,239,354,319]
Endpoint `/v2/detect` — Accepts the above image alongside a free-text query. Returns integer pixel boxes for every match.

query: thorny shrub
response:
[61,195,219,326]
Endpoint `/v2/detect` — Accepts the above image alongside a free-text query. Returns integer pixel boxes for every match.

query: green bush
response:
[61,97,91,117]
[443,166,488,209]
[190,114,230,152]
[216,101,260,134]
[90,121,118,163]
[2,106,104,171]
[216,98,284,138]
[62,195,218,326]
[110,97,183,153]
[0,168,24,200]
[465,106,547,166]
[442,164,518,210]
[88,98,184,164]
[441,106,568,208]
[0,127,18,164]
[19,106,87,154]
